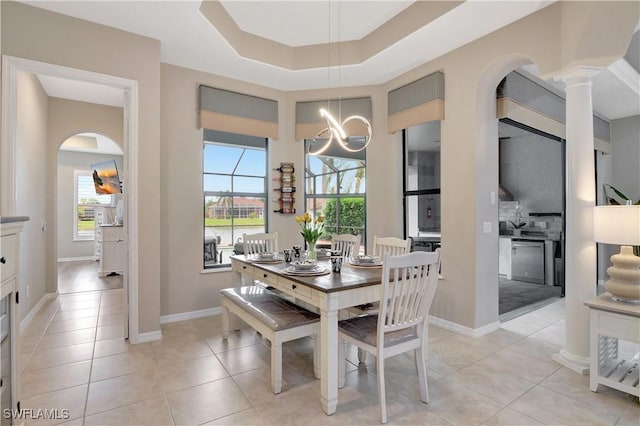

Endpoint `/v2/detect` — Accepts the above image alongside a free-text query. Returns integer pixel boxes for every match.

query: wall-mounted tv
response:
[90,160,122,194]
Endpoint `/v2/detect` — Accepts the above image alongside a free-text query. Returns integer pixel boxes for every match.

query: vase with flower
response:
[295,212,325,261]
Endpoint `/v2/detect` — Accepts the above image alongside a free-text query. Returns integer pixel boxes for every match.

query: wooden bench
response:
[220,286,320,394]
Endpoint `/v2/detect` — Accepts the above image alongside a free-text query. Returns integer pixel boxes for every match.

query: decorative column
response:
[552,66,602,374]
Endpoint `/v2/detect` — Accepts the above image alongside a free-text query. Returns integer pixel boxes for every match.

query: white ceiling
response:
[59,132,123,155]
[22,0,639,124]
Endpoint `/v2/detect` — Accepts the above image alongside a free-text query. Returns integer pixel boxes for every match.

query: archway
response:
[57,132,125,294]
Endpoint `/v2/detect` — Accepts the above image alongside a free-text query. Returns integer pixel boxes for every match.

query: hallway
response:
[57,260,123,294]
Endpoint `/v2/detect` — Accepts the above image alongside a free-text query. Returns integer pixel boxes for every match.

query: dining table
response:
[229,254,384,415]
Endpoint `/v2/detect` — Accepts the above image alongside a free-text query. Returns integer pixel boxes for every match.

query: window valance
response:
[497,71,611,152]
[295,97,372,140]
[387,71,444,132]
[199,85,279,139]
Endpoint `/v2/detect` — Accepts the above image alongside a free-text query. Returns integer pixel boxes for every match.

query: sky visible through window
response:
[204,144,266,193]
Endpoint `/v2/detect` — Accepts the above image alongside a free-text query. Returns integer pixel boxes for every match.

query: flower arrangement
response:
[295,212,325,245]
[509,205,527,229]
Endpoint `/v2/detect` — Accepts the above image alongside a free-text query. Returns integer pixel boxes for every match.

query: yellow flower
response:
[295,211,325,245]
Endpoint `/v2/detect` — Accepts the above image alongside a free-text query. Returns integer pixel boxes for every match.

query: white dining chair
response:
[243,232,279,288]
[348,235,412,363]
[331,233,361,258]
[243,232,279,255]
[338,251,440,423]
[371,235,411,262]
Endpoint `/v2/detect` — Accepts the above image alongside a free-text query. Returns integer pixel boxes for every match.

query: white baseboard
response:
[135,330,163,343]
[57,256,97,262]
[160,307,222,324]
[428,315,500,337]
[20,293,57,332]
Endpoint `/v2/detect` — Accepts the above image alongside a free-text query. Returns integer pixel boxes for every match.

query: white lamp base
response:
[604,245,640,304]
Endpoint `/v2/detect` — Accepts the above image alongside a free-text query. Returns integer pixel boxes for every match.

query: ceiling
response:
[21,1,640,125]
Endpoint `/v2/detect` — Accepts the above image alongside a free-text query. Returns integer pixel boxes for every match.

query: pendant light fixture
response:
[308,1,372,156]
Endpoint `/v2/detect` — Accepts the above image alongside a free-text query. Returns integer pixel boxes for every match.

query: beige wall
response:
[56,150,123,259]
[49,98,124,260]
[2,1,161,334]
[380,1,638,329]
[3,1,638,332]
[15,71,49,322]
[160,64,401,317]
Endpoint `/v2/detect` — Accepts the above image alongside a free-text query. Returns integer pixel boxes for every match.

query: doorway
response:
[57,133,125,295]
[1,55,141,342]
[497,119,565,320]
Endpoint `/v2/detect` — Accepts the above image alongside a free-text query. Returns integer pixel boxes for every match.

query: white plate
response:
[283,266,328,276]
[291,260,317,271]
[352,255,380,264]
[256,252,277,260]
[349,261,383,267]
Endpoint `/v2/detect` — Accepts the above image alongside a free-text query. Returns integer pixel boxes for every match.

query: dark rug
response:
[499,278,562,316]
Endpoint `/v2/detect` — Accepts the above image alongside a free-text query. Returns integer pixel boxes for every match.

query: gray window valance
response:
[199,85,279,139]
[388,71,444,132]
[497,71,611,151]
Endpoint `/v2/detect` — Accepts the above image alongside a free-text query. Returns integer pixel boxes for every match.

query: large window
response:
[203,130,267,268]
[74,170,114,240]
[304,140,366,252]
[403,121,441,252]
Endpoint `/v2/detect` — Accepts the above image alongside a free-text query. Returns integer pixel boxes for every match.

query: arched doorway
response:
[57,132,125,294]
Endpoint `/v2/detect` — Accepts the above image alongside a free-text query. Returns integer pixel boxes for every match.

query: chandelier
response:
[308,1,372,156]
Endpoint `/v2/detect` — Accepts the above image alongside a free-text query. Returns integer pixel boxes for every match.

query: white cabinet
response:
[94,207,115,258]
[98,225,125,276]
[498,237,512,279]
[1,218,28,419]
[585,294,640,398]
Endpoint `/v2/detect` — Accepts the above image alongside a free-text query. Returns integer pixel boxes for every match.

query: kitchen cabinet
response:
[98,225,124,276]
[1,217,28,422]
[499,237,512,278]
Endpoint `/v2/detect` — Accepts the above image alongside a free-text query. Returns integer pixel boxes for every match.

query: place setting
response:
[249,252,284,264]
[348,255,383,268]
[282,259,330,276]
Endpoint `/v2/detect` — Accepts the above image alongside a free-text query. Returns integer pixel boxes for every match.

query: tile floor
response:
[17,289,639,425]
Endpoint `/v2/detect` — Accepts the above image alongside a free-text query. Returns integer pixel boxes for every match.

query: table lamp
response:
[593,204,640,303]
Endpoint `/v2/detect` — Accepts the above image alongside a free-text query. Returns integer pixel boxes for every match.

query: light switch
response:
[483,222,492,233]
[490,191,496,205]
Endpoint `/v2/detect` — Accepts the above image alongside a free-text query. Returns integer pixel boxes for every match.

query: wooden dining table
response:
[230,254,383,415]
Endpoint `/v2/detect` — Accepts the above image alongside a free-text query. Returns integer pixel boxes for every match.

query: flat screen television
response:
[90,160,122,194]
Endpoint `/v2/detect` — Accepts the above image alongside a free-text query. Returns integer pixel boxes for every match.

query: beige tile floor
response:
[17,290,639,425]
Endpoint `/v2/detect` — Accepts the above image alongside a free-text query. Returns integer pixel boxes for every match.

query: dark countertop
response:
[500,232,561,241]
[1,216,30,224]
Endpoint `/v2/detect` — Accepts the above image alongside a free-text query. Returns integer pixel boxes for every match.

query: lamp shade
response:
[593,205,640,246]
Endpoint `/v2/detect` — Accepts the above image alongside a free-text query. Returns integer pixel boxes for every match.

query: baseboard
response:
[57,256,96,262]
[135,330,163,343]
[20,293,57,332]
[428,315,500,337]
[160,307,222,324]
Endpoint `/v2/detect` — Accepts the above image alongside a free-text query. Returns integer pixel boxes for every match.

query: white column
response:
[552,66,602,374]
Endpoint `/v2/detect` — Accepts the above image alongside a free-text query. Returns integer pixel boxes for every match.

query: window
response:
[74,170,113,240]
[403,121,441,252]
[304,139,366,252]
[203,130,267,268]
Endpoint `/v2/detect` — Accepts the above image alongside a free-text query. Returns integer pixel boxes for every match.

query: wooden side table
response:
[584,293,640,398]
